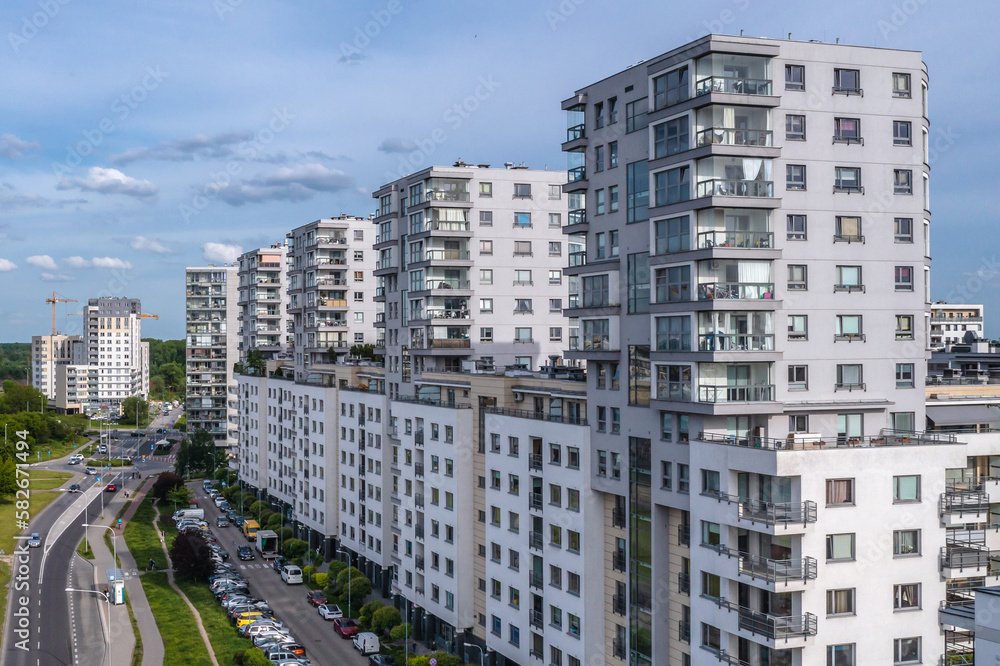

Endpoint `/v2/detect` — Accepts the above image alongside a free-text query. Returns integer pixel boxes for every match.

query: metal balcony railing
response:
[612,550,626,572]
[612,594,626,615]
[705,544,818,583]
[529,453,542,471]
[678,572,690,594]
[612,507,626,529]
[697,178,773,198]
[703,491,818,526]
[678,524,690,546]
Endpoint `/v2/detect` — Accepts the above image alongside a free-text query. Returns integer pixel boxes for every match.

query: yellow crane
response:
[45,291,77,335]
[140,314,160,320]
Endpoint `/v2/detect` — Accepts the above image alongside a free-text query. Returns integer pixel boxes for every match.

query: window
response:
[894,169,912,194]
[582,275,609,307]
[514,241,532,256]
[568,612,580,635]
[594,101,604,129]
[826,479,854,505]
[785,64,805,90]
[894,217,913,242]
[896,363,914,388]
[894,638,920,665]
[827,644,855,666]
[656,316,691,351]
[549,327,562,341]
[549,298,562,312]
[894,583,920,610]
[479,182,493,197]
[826,533,855,561]
[549,212,561,227]
[836,364,863,390]
[786,164,806,190]
[895,315,914,339]
[549,184,562,200]
[892,72,911,98]
[701,521,720,546]
[834,167,862,193]
[835,216,862,242]
[893,475,920,502]
[835,315,862,340]
[787,214,806,240]
[785,114,806,140]
[479,298,493,313]
[608,97,618,124]
[595,189,605,215]
[661,461,672,489]
[514,298,532,313]
[626,160,649,223]
[654,215,690,254]
[609,185,619,212]
[515,327,532,343]
[833,117,861,143]
[479,240,493,255]
[655,266,690,302]
[354,270,364,281]
[595,145,605,172]
[609,141,618,168]
[787,315,808,340]
[788,365,808,390]
[480,327,493,343]
[894,529,920,556]
[678,464,689,492]
[787,265,807,290]
[790,414,808,433]
[479,210,493,226]
[654,166,690,206]
[893,121,912,146]
[654,117,689,158]
[354,291,364,302]
[894,266,913,291]
[835,265,863,291]
[833,68,861,95]
[653,66,689,109]
[514,183,531,199]
[826,589,855,616]
[479,269,493,285]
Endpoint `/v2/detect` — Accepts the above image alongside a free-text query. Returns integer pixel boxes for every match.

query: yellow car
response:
[235,612,265,628]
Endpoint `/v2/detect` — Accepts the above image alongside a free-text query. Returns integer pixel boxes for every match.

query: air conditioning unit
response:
[512,391,524,402]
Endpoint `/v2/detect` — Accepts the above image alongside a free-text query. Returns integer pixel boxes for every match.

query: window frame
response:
[785,114,806,141]
[785,64,805,91]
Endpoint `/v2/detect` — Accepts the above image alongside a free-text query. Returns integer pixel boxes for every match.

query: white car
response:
[317,604,343,620]
[27,533,42,548]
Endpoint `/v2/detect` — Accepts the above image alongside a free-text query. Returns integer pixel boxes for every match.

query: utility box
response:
[112,580,125,605]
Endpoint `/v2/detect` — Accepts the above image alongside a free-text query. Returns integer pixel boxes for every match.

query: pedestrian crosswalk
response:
[149,455,176,462]
[237,562,270,570]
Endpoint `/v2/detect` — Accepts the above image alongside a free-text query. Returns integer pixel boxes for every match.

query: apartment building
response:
[31,333,80,401]
[237,244,292,362]
[79,297,149,413]
[371,163,577,398]
[185,266,239,446]
[930,302,986,349]
[285,215,377,382]
[561,34,949,666]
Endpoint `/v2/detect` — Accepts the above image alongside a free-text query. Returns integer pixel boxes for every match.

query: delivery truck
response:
[255,529,279,559]
[242,519,260,540]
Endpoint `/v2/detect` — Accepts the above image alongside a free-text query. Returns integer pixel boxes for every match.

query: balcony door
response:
[726,364,751,401]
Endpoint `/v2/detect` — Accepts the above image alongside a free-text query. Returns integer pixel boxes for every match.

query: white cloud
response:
[65,256,90,268]
[111,132,253,164]
[0,258,16,271]
[56,167,158,199]
[129,236,171,254]
[0,133,39,159]
[63,256,133,269]
[207,163,356,206]
[202,242,242,265]
[26,255,58,270]
[40,272,74,282]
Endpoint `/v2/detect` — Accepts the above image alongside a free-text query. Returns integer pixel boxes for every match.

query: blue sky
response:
[1,0,997,341]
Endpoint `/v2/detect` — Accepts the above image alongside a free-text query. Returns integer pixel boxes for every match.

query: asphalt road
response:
[195,486,370,666]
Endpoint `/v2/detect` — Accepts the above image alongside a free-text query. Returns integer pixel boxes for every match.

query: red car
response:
[306,590,327,607]
[333,618,359,638]
[104,484,118,492]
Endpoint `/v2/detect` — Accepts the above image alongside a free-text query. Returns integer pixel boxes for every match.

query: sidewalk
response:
[86,483,136,666]
[118,477,165,666]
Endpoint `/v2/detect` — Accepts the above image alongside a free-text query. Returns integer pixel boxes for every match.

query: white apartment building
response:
[78,297,149,414]
[185,266,239,446]
[930,302,986,349]
[286,215,377,382]
[31,334,79,401]
[561,34,947,666]
[237,244,292,362]
[371,162,577,398]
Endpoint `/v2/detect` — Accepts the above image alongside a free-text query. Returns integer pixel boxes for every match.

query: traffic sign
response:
[430,659,437,666]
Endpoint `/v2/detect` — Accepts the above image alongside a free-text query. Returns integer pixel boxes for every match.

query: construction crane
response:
[140,314,160,320]
[45,291,77,335]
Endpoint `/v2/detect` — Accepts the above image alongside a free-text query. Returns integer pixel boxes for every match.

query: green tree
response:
[371,606,401,635]
[282,538,309,560]
[0,380,46,414]
[157,362,185,394]
[119,396,149,426]
[151,471,183,500]
[175,429,215,477]
[390,623,414,642]
[170,531,214,581]
[0,456,18,497]
[359,600,384,628]
[246,349,265,376]
[166,485,191,507]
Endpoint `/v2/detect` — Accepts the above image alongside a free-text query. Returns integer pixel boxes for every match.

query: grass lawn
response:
[138,572,212,666]
[0,561,10,640]
[77,537,95,560]
[124,587,144,666]
[0,472,74,551]
[35,431,91,463]
[176,578,253,664]
[122,498,165,570]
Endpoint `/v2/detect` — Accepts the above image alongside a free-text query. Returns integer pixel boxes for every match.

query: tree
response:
[166,485,191,507]
[390,623,413,642]
[282,538,309,560]
[0,380,46,414]
[349,343,384,364]
[175,428,215,477]
[170,531,213,581]
[246,349,265,376]
[151,471,184,500]
[157,362,185,394]
[265,513,283,529]
[359,600,384,628]
[0,456,18,498]
[371,606,401,635]
[119,396,149,426]
[248,500,267,517]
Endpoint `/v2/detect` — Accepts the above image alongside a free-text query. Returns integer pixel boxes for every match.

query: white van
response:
[353,632,380,655]
[280,565,303,584]
[173,508,205,521]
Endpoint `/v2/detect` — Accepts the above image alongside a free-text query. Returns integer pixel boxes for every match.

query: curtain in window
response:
[826,480,851,504]
[737,261,772,298]
[742,158,763,181]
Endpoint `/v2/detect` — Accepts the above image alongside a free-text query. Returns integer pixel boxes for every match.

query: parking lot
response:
[196,484,370,666]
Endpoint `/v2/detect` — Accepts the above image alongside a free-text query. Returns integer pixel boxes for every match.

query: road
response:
[194,485,370,666]
[1,406,182,666]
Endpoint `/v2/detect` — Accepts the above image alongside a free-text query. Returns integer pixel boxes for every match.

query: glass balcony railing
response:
[697,230,773,249]
[419,250,470,262]
[568,251,587,267]
[696,76,772,96]
[696,128,772,147]
[698,282,774,300]
[698,384,775,403]
[567,209,586,226]
[697,179,773,198]
[566,124,585,142]
[568,166,586,182]
[697,333,774,351]
[423,279,470,290]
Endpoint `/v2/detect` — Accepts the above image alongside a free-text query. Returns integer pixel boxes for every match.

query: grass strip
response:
[124,587,144,666]
[77,538,95,560]
[176,578,253,665]
[0,477,67,551]
[137,572,212,666]
[122,498,163,572]
[0,561,10,637]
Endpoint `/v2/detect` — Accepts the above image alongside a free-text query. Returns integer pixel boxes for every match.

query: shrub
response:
[327,559,348,577]
[259,510,275,526]
[371,606,401,635]
[359,600,384,628]
[302,565,316,584]
[314,572,328,589]
[248,500,266,516]
[265,513,283,530]
[282,538,308,560]
[390,623,414,642]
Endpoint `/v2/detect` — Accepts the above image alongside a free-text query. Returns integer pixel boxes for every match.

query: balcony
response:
[566,124,585,142]
[697,384,774,404]
[566,209,586,228]
[940,543,998,578]
[940,489,989,520]
[696,333,775,352]
[529,609,543,629]
[568,251,587,267]
[709,597,818,640]
[707,544,818,584]
[696,76,772,97]
[697,230,774,250]
[612,507,626,529]
[414,463,424,478]
[425,339,471,350]
[704,491,818,526]
[414,493,424,508]
[612,638,626,660]
[696,128,773,147]
[529,531,543,551]
[418,250,471,262]
[529,493,543,511]
[678,620,691,644]
[698,282,774,300]
[415,556,424,571]
[568,166,586,182]
[697,179,773,198]
[678,524,690,546]
[529,571,543,590]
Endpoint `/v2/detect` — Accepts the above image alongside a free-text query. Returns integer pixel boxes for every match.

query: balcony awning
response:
[926,405,1000,427]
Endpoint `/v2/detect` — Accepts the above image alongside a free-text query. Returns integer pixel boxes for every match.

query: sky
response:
[1,0,998,342]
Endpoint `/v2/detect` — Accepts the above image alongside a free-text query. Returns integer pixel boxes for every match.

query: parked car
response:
[27,533,41,548]
[272,556,287,573]
[104,484,117,492]
[281,565,303,584]
[333,618,359,638]
[306,590,327,607]
[369,655,397,666]
[317,604,343,620]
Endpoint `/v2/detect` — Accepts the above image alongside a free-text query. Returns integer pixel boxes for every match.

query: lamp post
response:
[467,643,490,666]
[83,523,117,566]
[65,587,111,666]
[337,546,352,616]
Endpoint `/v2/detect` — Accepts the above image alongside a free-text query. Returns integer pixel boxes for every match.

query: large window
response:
[653,66,689,109]
[896,363,914,388]
[582,275,610,307]
[893,529,920,556]
[828,644,855,666]
[826,479,854,506]
[655,215,690,254]
[893,583,920,610]
[654,117,689,158]
[834,167,862,192]
[656,316,691,351]
[787,265,807,290]
[835,265,862,291]
[894,638,920,665]
[826,589,855,616]
[835,315,863,339]
[655,266,691,302]
[833,68,861,95]
[582,319,610,351]
[654,166,689,207]
[656,365,691,401]
[834,216,862,242]
[627,160,649,223]
[836,364,863,390]
[625,98,648,133]
[826,533,855,561]
[627,253,650,314]
[833,117,861,143]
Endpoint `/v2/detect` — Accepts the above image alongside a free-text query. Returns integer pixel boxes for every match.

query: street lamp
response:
[65,587,111,666]
[467,643,491,666]
[83,523,117,566]
[337,546,352,617]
